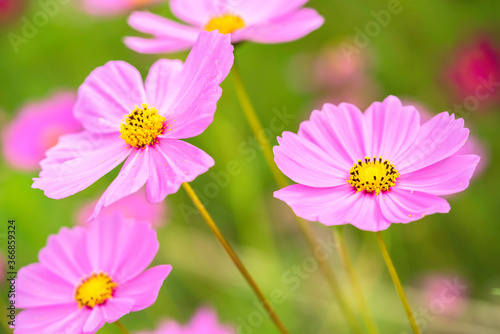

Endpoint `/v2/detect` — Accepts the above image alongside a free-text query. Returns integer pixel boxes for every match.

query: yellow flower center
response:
[120,103,165,148]
[75,272,117,309]
[205,14,245,34]
[347,156,400,195]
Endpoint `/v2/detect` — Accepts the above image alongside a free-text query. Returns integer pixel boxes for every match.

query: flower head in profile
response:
[2,91,81,170]
[15,212,172,334]
[32,31,234,220]
[125,0,324,54]
[76,190,167,227]
[274,96,480,231]
[137,307,234,334]
[81,0,163,16]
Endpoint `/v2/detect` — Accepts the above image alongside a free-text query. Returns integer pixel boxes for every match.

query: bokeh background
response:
[1,0,500,333]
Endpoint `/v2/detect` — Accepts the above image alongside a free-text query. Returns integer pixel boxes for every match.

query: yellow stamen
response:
[347,156,400,195]
[75,272,117,309]
[205,14,245,34]
[120,103,165,148]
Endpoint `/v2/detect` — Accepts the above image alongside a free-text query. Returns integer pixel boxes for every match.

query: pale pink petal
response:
[379,188,451,224]
[89,148,150,220]
[82,299,134,333]
[145,59,184,111]
[86,212,159,282]
[82,307,105,333]
[231,0,309,24]
[298,103,366,167]
[74,61,147,133]
[15,305,90,334]
[32,132,130,199]
[2,91,80,170]
[169,0,220,26]
[125,11,199,54]
[393,112,469,173]
[232,8,324,44]
[397,155,480,196]
[17,264,74,308]
[115,265,172,311]
[364,95,420,159]
[38,226,92,284]
[157,31,234,139]
[146,139,214,202]
[189,307,235,333]
[274,132,347,187]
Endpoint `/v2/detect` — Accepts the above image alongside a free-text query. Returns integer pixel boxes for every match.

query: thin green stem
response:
[115,320,130,334]
[182,182,289,334]
[231,64,362,334]
[334,227,379,334]
[376,232,421,334]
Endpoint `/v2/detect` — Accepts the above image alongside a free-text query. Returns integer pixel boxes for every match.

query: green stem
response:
[334,227,379,334]
[115,320,130,334]
[376,232,421,334]
[231,64,362,334]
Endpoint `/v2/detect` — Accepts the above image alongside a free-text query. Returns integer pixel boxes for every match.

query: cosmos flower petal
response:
[145,139,215,203]
[274,184,354,221]
[81,0,162,16]
[38,226,91,284]
[397,155,480,196]
[233,8,324,44]
[274,132,348,187]
[379,188,451,224]
[364,95,420,159]
[15,305,89,334]
[86,212,159,281]
[115,265,172,312]
[74,61,147,133]
[90,148,150,220]
[17,264,75,308]
[145,59,184,111]
[33,132,130,199]
[159,31,234,139]
[298,102,366,167]
[189,307,235,333]
[100,298,135,323]
[125,11,199,54]
[394,112,469,173]
[169,0,220,26]
[230,0,309,24]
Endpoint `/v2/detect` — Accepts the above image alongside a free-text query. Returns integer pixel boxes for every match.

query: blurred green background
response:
[1,0,500,333]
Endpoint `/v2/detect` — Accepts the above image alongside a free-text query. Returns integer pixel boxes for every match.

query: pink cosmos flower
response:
[32,31,234,220]
[2,91,81,171]
[76,189,167,227]
[15,211,172,334]
[124,0,324,54]
[81,0,163,16]
[273,96,480,232]
[444,35,500,110]
[137,307,234,334]
[418,274,468,318]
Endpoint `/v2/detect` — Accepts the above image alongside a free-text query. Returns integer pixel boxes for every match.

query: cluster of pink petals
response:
[81,0,163,16]
[32,31,234,221]
[76,189,167,227]
[15,211,171,334]
[125,0,324,54]
[2,91,81,170]
[137,307,234,334]
[274,96,480,232]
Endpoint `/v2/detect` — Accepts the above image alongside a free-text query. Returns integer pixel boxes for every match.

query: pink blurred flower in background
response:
[0,0,27,26]
[33,31,234,221]
[444,35,500,111]
[2,91,81,171]
[81,0,163,16]
[15,212,172,334]
[125,0,324,54]
[137,307,234,334]
[274,96,480,231]
[76,190,167,227]
[418,274,468,318]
